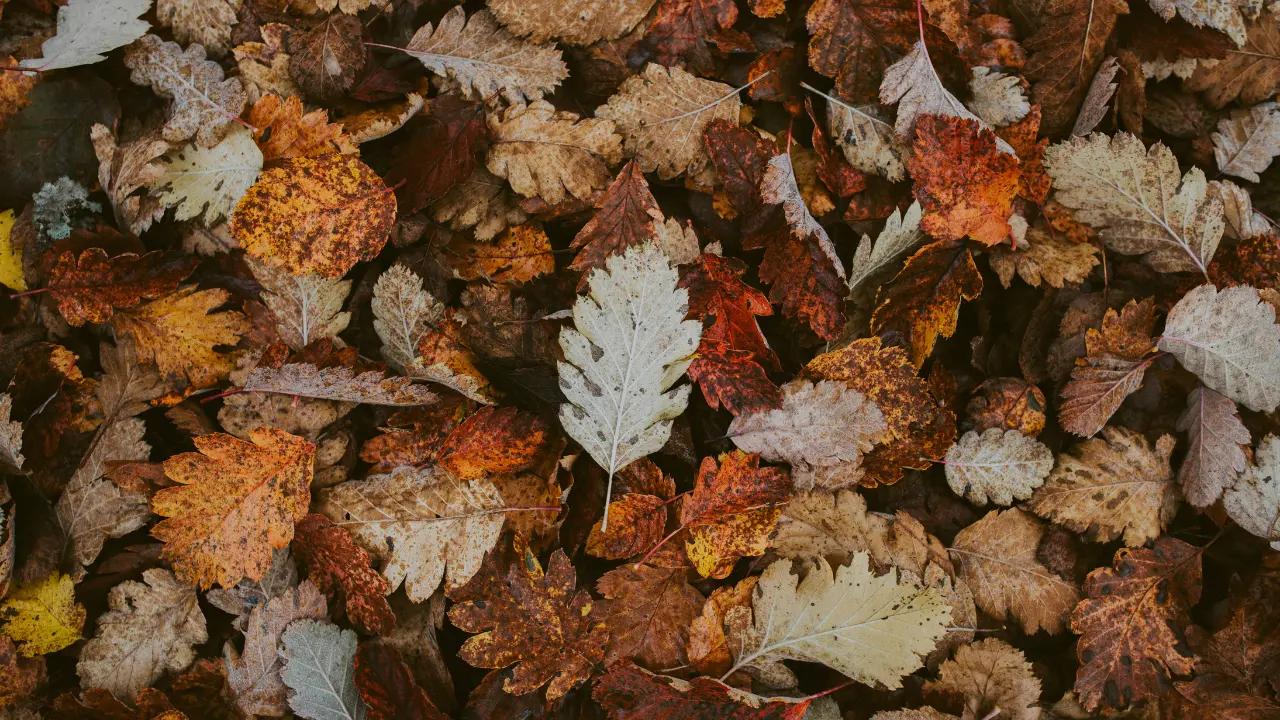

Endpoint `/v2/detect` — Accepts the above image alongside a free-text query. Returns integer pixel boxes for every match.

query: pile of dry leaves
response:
[0,0,1278,717]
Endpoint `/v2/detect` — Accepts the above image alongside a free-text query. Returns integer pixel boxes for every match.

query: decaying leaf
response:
[681,451,791,578]
[924,639,1040,720]
[225,580,328,717]
[1222,435,1280,549]
[872,238,984,367]
[89,125,168,235]
[594,660,811,718]
[988,227,1100,289]
[1185,10,1280,108]
[908,115,1021,246]
[968,68,1031,128]
[847,201,924,296]
[1059,298,1159,437]
[489,0,657,44]
[371,264,443,375]
[46,248,199,326]
[819,88,905,182]
[123,34,248,148]
[1213,102,1280,183]
[154,125,264,227]
[20,0,151,72]
[293,514,394,636]
[487,99,622,205]
[243,363,437,406]
[442,224,554,285]
[112,286,250,390]
[156,0,239,58]
[279,620,368,720]
[249,257,352,352]
[0,572,85,656]
[880,42,1014,153]
[597,564,705,670]
[944,429,1054,507]
[288,14,366,105]
[1023,0,1129,135]
[1176,387,1251,508]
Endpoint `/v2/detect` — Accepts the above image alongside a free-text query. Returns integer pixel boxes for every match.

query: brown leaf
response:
[598,564,704,669]
[872,238,984,367]
[587,493,667,560]
[46,249,199,327]
[241,363,438,406]
[908,115,1021,246]
[288,14,366,104]
[438,406,549,480]
[1177,387,1251,508]
[123,34,248,148]
[680,451,792,578]
[594,659,811,718]
[359,401,469,474]
[293,514,395,636]
[1186,10,1280,108]
[570,161,661,277]
[966,377,1047,436]
[1059,299,1158,437]
[1071,538,1202,711]
[646,0,738,76]
[385,95,489,215]
[354,642,449,720]
[1023,0,1129,135]
[442,224,554,285]
[249,94,357,162]
[924,639,1041,720]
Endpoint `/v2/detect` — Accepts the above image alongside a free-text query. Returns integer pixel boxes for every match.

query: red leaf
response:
[384,95,490,215]
[680,254,778,370]
[687,342,783,415]
[292,513,395,636]
[355,642,448,720]
[437,406,550,480]
[570,161,661,280]
[647,0,739,76]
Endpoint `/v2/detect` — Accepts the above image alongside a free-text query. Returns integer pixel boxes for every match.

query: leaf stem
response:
[633,522,687,568]
[9,288,48,299]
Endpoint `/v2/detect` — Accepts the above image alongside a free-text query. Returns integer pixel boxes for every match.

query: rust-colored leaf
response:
[354,642,448,720]
[385,94,490,216]
[595,660,810,719]
[680,451,792,578]
[966,378,1048,437]
[570,161,661,278]
[46,249,199,326]
[908,114,1021,246]
[293,513,395,636]
[587,493,668,560]
[646,0,739,76]
[438,406,549,480]
[872,238,984,367]
[598,564,705,669]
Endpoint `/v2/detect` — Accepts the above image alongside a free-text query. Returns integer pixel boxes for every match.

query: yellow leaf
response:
[111,286,249,390]
[0,572,85,656]
[0,210,26,292]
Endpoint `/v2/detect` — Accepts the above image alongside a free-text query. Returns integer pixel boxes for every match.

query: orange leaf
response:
[680,451,791,578]
[438,406,549,480]
[46,249,199,326]
[908,114,1020,246]
[597,564,705,670]
[248,94,357,162]
[586,493,667,560]
[872,238,983,367]
[442,224,554,284]
[293,513,395,636]
[152,427,315,589]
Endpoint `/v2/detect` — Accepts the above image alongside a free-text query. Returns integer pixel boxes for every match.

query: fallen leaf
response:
[248,94,356,162]
[154,125,263,227]
[1222,435,1280,549]
[968,68,1031,128]
[430,165,530,240]
[988,227,1100,289]
[1023,0,1129,134]
[242,363,437,406]
[587,493,667,559]
[287,14,366,104]
[488,0,657,44]
[681,451,791,578]
[438,406,549,480]
[293,514,394,636]
[248,256,352,351]
[646,0,739,75]
[598,564,705,669]
[881,42,1013,152]
[594,660,810,719]
[1147,0,1246,46]
[925,639,1040,720]
[385,95,489,216]
[112,287,249,390]
[487,99,622,205]
[966,377,1048,436]
[280,620,368,720]
[872,238,984,367]
[1176,387,1251,508]
[46,249,199,326]
[1186,10,1280,108]
[570,161,663,277]
[908,114,1021,246]
[20,0,151,72]
[0,572,85,656]
[89,125,168,235]
[354,642,448,720]
[1212,102,1280,183]
[1059,298,1159,437]
[156,0,239,58]
[123,34,248,148]
[225,580,328,718]
[944,428,1054,506]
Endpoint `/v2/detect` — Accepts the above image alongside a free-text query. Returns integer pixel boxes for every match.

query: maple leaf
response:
[447,540,608,700]
[293,514,394,636]
[1223,435,1280,549]
[354,642,448,720]
[728,379,886,490]
[594,660,811,719]
[316,465,505,602]
[725,553,951,689]
[443,224,555,285]
[1044,132,1224,276]
[287,14,366,104]
[908,115,1021,246]
[1028,426,1177,547]
[988,228,1101,289]
[225,580,328,717]
[111,286,248,390]
[231,153,396,279]
[489,0,656,44]
[646,0,739,76]
[156,0,239,58]
[249,257,352,352]
[1158,284,1280,413]
[949,508,1081,635]
[487,99,622,205]
[45,249,199,327]
[598,564,705,669]
[872,238,984,367]
[943,429,1053,507]
[123,34,248,149]
[280,620,368,720]
[19,0,151,72]
[966,378,1048,437]
[400,7,568,104]
[77,568,207,699]
[803,337,957,486]
[1023,0,1129,135]
[438,406,550,480]
[249,94,357,162]
[1071,538,1202,711]
[0,572,84,656]
[151,427,315,589]
[557,243,701,528]
[1186,10,1280,108]
[678,451,792,578]
[597,64,743,187]
[1177,387,1251,508]
[385,94,489,216]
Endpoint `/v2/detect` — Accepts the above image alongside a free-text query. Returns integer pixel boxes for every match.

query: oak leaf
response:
[728,380,886,490]
[949,508,1080,635]
[231,153,396,279]
[1023,0,1129,135]
[77,568,207,699]
[487,100,622,205]
[488,0,657,45]
[944,429,1053,506]
[242,363,437,406]
[1059,299,1159,436]
[385,95,488,215]
[681,451,792,578]
[597,64,742,187]
[594,660,811,719]
[20,0,151,72]
[123,34,248,148]
[224,580,328,718]
[447,541,608,700]
[248,94,356,162]
[354,642,448,720]
[1028,426,1177,546]
[1044,133,1224,276]
[0,572,84,656]
[154,125,263,227]
[401,7,568,104]
[316,465,504,602]
[926,639,1040,720]
[438,406,549,480]
[46,249,199,326]
[249,257,352,352]
[725,554,951,689]
[1071,538,1202,711]
[287,14,366,104]
[112,286,249,390]
[988,228,1100,289]
[1223,435,1280,549]
[293,514,393,636]
[279,620,368,720]
[1186,10,1280,108]
[1177,387,1251,508]
[598,564,705,670]
[1158,284,1280,412]
[872,238,984,367]
[557,243,701,527]
[908,115,1021,246]
[151,427,315,589]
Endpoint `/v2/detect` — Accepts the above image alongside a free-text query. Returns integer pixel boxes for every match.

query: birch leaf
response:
[847,202,925,297]
[486,100,623,205]
[249,257,352,352]
[1043,132,1224,276]
[243,364,437,406]
[725,554,950,689]
[818,87,905,182]
[372,264,443,375]
[20,0,151,72]
[596,64,742,187]
[316,466,505,602]
[1222,435,1280,549]
[123,34,249,148]
[968,68,1031,128]
[225,580,328,718]
[1157,284,1280,412]
[728,379,887,491]
[1212,101,1280,183]
[557,242,701,527]
[943,429,1054,507]
[154,125,263,227]
[401,7,568,104]
[77,568,207,699]
[1176,387,1251,508]
[279,620,368,720]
